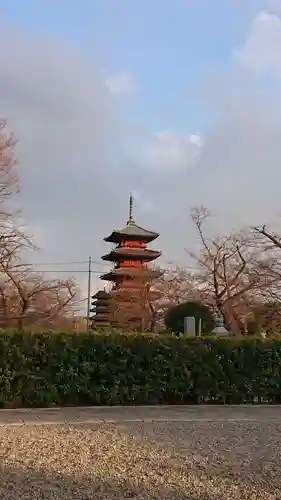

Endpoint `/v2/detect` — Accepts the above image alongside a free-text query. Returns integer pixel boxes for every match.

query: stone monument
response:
[212,310,229,336]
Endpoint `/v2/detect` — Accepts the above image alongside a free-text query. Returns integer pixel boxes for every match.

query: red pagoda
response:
[100,194,162,330]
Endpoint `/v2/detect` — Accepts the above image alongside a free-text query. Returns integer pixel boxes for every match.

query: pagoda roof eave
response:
[111,290,161,299]
[94,299,110,303]
[104,223,159,243]
[92,290,111,299]
[100,267,162,281]
[92,319,110,324]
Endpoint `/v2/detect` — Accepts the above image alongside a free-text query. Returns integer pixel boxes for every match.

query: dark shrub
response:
[164,301,214,335]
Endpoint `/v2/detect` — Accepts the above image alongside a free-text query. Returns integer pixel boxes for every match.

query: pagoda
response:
[90,290,111,329]
[100,194,162,330]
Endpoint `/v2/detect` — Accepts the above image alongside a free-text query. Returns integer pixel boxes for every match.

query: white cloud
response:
[0,21,141,310]
[137,5,281,252]
[190,6,281,234]
[189,134,202,148]
[234,10,281,75]
[105,72,137,96]
[148,131,201,169]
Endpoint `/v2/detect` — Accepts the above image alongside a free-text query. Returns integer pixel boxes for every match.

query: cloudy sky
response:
[1,0,281,305]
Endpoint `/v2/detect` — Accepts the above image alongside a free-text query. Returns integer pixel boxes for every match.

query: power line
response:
[3,257,110,275]
[29,260,89,266]
[19,260,103,267]
[30,269,103,274]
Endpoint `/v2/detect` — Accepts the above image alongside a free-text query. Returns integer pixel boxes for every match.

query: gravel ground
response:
[0,421,280,499]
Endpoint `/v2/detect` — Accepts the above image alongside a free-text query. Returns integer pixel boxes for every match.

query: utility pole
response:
[86,256,92,330]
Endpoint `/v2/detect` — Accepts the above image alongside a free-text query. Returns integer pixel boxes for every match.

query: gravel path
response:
[0,421,280,499]
[1,404,280,424]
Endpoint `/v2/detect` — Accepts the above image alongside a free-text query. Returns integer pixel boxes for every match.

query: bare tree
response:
[0,120,80,330]
[188,206,261,333]
[253,224,281,300]
[155,266,202,306]
[151,266,205,330]
[245,224,281,334]
[0,236,79,330]
[0,119,18,220]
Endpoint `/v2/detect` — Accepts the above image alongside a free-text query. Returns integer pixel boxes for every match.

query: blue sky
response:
[0,0,266,134]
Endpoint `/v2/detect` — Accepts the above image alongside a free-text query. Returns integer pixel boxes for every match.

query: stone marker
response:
[184,316,196,337]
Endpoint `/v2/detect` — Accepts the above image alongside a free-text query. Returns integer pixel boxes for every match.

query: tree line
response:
[1,119,281,334]
[156,207,281,335]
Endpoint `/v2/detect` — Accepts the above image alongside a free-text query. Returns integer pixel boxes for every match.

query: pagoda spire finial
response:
[128,192,135,224]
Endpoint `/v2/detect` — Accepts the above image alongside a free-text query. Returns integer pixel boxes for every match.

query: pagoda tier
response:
[102,246,161,262]
[100,193,162,331]
[100,266,161,281]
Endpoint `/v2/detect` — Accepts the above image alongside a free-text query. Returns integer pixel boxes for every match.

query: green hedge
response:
[0,330,280,407]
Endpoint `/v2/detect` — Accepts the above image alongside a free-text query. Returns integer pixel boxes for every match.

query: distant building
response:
[90,290,111,329]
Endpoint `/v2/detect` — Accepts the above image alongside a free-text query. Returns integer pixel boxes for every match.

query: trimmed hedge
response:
[0,330,280,407]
